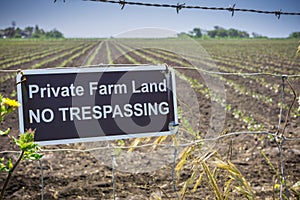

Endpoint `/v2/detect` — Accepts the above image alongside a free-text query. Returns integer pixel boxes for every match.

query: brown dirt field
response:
[0,39,300,200]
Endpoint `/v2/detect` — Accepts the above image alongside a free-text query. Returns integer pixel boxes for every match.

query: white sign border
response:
[17,65,178,146]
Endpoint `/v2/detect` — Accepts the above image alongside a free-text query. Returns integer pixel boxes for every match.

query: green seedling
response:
[0,95,43,200]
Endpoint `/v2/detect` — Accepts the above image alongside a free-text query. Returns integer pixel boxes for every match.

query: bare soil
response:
[0,39,299,200]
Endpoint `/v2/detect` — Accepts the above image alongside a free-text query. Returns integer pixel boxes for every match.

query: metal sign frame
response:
[17,65,178,145]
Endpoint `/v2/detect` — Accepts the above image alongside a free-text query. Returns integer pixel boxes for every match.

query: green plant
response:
[0,95,43,200]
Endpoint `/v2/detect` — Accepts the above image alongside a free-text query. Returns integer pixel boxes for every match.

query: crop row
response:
[105,41,114,64]
[0,42,96,85]
[118,38,299,67]
[176,72,264,131]
[211,54,298,75]
[147,47,300,120]
[146,47,299,118]
[118,39,299,89]
[109,42,266,131]
[0,45,78,70]
[151,47,282,95]
[0,40,77,61]
[83,39,300,123]
[0,47,58,67]
[0,39,297,128]
[109,42,204,137]
[199,39,299,67]
[56,42,97,68]
[123,40,297,121]
[84,41,104,65]
[140,48,270,128]
[145,47,295,109]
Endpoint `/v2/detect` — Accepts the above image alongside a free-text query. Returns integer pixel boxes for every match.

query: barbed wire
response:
[85,0,300,18]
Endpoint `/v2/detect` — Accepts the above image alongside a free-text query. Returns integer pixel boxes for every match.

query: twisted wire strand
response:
[85,0,300,17]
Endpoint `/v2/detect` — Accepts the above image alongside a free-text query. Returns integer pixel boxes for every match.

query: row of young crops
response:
[1,38,299,148]
[0,38,299,199]
[1,38,299,153]
[105,39,300,199]
[110,39,299,131]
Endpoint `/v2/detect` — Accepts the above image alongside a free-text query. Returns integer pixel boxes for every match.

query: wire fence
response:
[0,63,299,199]
[0,64,299,152]
[0,131,299,155]
[84,0,300,18]
[1,1,299,198]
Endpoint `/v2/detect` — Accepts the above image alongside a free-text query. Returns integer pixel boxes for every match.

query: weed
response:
[0,94,43,200]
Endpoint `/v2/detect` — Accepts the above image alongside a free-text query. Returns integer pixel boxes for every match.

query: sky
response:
[0,0,299,38]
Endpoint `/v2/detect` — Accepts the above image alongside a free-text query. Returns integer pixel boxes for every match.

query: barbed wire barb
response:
[119,0,126,9]
[176,3,185,14]
[85,0,300,17]
[275,9,282,19]
[229,4,236,17]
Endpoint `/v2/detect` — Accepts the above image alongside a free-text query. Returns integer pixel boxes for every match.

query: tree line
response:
[180,26,300,39]
[0,23,64,39]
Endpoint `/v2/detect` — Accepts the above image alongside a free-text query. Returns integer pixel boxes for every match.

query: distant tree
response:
[32,33,41,38]
[208,26,227,38]
[206,27,250,38]
[15,28,21,34]
[24,26,34,37]
[14,28,22,38]
[46,29,64,38]
[177,32,191,38]
[0,25,64,39]
[228,29,239,38]
[32,25,46,38]
[252,32,268,38]
[214,26,224,30]
[183,26,252,39]
[207,30,217,38]
[40,29,45,35]
[0,30,4,38]
[239,31,249,38]
[3,27,15,38]
[289,32,300,38]
[217,29,228,37]
[34,25,40,33]
[192,28,202,38]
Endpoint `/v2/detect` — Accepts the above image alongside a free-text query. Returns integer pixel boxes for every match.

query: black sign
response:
[17,66,178,145]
